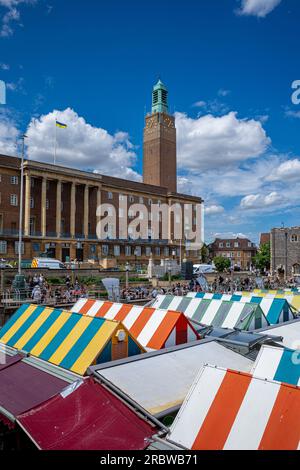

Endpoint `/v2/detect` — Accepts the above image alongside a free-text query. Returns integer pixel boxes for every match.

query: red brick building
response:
[210,237,257,271]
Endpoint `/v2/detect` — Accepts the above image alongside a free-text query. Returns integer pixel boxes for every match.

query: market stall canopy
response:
[187,292,295,324]
[255,318,300,349]
[152,295,269,331]
[17,378,157,450]
[0,354,81,428]
[236,291,300,312]
[90,338,254,417]
[167,365,300,450]
[0,304,144,375]
[251,345,300,386]
[71,299,199,350]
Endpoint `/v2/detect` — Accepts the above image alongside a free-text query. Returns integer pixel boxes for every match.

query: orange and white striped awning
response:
[71,299,200,351]
[168,365,300,450]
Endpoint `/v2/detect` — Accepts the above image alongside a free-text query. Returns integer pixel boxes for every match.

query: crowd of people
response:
[27,274,87,305]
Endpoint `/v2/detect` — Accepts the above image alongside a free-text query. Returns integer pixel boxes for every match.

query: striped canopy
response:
[168,365,300,450]
[152,295,269,330]
[71,299,199,350]
[236,291,300,312]
[253,288,300,295]
[187,292,294,325]
[0,304,144,375]
[251,345,300,386]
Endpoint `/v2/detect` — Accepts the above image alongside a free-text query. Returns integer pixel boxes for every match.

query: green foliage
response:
[213,256,231,273]
[254,243,270,273]
[201,244,210,263]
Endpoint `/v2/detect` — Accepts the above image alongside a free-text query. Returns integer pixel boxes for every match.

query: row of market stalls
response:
[0,288,299,450]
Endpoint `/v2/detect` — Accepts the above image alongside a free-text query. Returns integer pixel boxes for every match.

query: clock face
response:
[146,117,156,129]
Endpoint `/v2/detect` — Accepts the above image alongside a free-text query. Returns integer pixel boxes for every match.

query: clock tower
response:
[143,80,177,193]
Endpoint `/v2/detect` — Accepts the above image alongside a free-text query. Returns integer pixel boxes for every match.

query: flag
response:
[56,120,67,129]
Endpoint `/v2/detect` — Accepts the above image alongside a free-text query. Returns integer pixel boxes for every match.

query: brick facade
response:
[210,237,257,271]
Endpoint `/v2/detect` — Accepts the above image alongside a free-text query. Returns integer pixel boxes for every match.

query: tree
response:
[201,243,210,263]
[213,256,231,273]
[254,242,270,273]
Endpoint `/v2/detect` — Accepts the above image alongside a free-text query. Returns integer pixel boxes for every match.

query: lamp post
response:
[18,134,27,275]
[125,261,130,289]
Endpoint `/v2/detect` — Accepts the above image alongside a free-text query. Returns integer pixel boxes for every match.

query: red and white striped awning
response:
[168,365,300,450]
[71,299,199,351]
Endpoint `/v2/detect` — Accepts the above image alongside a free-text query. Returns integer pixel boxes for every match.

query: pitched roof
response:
[71,299,200,350]
[0,304,144,375]
[237,291,300,312]
[0,354,80,427]
[187,292,295,324]
[256,318,300,349]
[91,339,254,417]
[251,345,300,386]
[152,295,269,330]
[17,378,156,450]
[168,365,300,450]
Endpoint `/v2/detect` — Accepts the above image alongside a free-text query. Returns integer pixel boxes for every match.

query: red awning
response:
[17,378,156,450]
[0,359,72,427]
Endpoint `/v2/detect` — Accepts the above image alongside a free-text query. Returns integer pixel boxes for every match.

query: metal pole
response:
[18,135,26,276]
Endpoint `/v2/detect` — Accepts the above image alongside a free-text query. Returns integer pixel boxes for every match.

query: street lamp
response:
[125,261,130,289]
[18,134,27,275]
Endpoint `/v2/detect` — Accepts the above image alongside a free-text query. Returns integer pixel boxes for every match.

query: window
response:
[134,246,141,257]
[10,194,18,206]
[46,199,49,210]
[108,192,113,200]
[248,242,252,247]
[114,245,120,256]
[226,242,231,248]
[164,247,169,257]
[10,176,18,185]
[119,194,126,201]
[155,247,160,256]
[0,240,7,254]
[291,235,299,242]
[237,252,241,257]
[148,199,152,206]
[102,245,109,256]
[30,198,34,209]
[234,242,239,248]
[15,241,24,255]
[125,246,131,256]
[219,242,224,248]
[129,195,134,203]
[146,246,151,257]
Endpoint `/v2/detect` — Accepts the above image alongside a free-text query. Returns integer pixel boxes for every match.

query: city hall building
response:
[0,80,203,265]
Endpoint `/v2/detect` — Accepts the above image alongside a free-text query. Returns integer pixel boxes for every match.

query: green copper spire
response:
[152,79,169,114]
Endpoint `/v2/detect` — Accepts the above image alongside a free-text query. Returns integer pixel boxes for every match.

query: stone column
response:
[70,182,76,238]
[56,180,62,238]
[84,185,89,239]
[41,177,47,237]
[24,174,31,236]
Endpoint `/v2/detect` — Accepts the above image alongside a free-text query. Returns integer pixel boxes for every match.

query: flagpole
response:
[54,119,57,165]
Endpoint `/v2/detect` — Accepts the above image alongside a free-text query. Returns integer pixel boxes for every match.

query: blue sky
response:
[0,0,300,243]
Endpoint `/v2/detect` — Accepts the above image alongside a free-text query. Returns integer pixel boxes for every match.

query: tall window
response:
[10,194,18,206]
[10,176,18,185]
[0,240,7,254]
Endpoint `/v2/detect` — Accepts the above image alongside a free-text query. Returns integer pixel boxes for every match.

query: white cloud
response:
[26,108,142,180]
[0,0,37,37]
[175,111,270,172]
[240,191,284,210]
[267,159,300,182]
[0,110,20,155]
[237,0,282,18]
[192,100,206,108]
[218,89,231,97]
[0,62,9,70]
[285,109,300,119]
[205,205,225,216]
